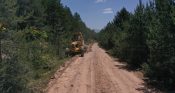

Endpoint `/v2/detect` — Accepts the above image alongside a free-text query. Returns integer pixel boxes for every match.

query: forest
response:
[0,0,96,93]
[98,0,175,91]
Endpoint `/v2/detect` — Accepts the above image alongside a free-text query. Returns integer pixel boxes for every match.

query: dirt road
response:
[46,43,145,93]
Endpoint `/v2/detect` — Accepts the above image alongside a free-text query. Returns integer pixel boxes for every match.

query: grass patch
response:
[26,57,69,93]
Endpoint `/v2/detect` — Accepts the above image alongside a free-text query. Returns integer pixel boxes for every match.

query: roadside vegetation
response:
[98,0,175,91]
[0,0,96,93]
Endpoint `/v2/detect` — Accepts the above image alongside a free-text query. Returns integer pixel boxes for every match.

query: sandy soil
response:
[46,43,145,93]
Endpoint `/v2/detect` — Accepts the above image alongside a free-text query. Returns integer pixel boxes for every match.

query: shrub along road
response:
[46,43,146,93]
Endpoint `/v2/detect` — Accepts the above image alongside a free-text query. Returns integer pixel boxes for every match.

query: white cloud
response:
[95,0,106,3]
[103,8,113,14]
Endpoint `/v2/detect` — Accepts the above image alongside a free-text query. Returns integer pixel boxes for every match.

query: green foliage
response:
[25,28,48,41]
[98,0,175,90]
[0,56,30,93]
[145,0,175,89]
[0,0,96,92]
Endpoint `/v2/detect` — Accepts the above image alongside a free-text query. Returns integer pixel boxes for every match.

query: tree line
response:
[0,0,95,93]
[98,0,175,90]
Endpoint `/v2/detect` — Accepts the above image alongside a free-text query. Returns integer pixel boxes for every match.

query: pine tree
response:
[112,8,130,59]
[145,0,175,89]
[124,0,148,68]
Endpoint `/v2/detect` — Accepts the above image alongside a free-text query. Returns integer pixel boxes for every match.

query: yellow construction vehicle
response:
[65,32,87,57]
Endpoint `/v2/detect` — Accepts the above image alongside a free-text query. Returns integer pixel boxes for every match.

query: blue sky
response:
[61,0,149,30]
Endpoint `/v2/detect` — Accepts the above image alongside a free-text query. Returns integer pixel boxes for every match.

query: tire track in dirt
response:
[93,49,119,93]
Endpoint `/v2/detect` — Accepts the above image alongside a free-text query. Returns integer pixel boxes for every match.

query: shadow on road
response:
[113,59,167,93]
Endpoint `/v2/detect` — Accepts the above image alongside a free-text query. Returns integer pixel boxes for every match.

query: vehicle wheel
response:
[65,48,70,57]
[70,52,74,57]
[81,52,84,57]
[80,48,84,57]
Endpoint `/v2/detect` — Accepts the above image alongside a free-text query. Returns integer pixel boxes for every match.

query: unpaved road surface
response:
[46,43,145,93]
